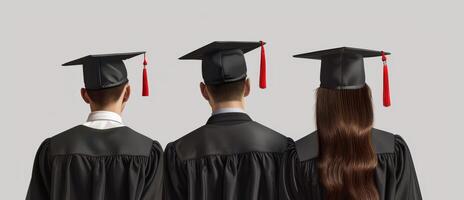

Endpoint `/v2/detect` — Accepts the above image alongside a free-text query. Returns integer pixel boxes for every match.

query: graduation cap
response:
[62,52,151,96]
[294,47,392,107]
[179,41,267,88]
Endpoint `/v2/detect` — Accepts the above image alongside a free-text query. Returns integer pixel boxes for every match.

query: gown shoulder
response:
[294,129,397,162]
[26,126,163,200]
[170,121,290,161]
[48,125,157,157]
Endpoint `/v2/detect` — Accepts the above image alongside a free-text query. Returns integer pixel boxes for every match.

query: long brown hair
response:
[316,85,378,200]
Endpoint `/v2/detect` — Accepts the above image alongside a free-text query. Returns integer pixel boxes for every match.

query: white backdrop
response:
[1,0,463,199]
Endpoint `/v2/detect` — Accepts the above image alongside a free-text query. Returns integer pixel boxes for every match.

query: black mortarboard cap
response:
[179,41,267,88]
[294,47,390,89]
[294,47,392,106]
[62,52,145,90]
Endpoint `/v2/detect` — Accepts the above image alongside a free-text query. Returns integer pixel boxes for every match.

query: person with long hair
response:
[280,47,422,200]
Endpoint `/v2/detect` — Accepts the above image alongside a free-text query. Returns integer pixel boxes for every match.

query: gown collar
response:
[206,112,252,125]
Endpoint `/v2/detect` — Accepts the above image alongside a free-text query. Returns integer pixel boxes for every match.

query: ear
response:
[243,79,251,97]
[81,88,91,104]
[200,82,211,101]
[122,84,131,103]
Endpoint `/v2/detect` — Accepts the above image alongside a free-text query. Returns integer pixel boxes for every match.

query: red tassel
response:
[381,51,391,107]
[259,41,266,89]
[142,53,149,96]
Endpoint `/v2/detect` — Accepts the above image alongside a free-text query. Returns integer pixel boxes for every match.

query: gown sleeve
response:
[280,144,305,200]
[394,135,422,200]
[163,142,187,200]
[26,138,51,200]
[141,141,164,200]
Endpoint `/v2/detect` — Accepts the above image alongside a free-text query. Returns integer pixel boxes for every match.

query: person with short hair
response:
[26,52,163,200]
[163,41,291,200]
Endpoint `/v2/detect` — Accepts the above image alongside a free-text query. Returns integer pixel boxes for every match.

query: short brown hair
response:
[86,83,127,107]
[206,80,245,102]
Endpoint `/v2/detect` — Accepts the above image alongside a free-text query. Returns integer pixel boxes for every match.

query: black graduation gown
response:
[163,112,291,200]
[280,128,422,200]
[26,125,163,200]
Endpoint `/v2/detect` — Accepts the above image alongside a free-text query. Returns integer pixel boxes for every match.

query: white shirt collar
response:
[212,107,246,116]
[86,111,123,124]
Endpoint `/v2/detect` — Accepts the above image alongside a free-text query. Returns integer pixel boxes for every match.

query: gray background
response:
[1,0,462,199]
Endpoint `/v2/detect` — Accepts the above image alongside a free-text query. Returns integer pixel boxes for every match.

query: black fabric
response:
[26,125,163,200]
[62,52,145,90]
[201,49,247,85]
[163,113,291,200]
[178,41,263,85]
[280,129,422,200]
[293,47,390,89]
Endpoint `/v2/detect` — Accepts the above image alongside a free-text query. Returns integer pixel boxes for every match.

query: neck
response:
[90,103,123,115]
[211,100,245,113]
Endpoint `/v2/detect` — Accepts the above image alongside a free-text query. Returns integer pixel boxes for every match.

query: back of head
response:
[316,85,378,200]
[86,83,127,108]
[206,80,246,103]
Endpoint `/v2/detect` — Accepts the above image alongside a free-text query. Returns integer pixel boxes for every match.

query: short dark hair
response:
[86,83,127,107]
[206,80,245,102]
